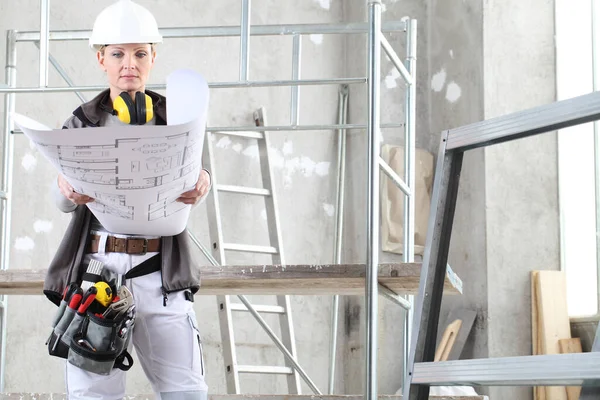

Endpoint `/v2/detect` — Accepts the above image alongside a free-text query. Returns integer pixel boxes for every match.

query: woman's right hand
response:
[57,174,94,205]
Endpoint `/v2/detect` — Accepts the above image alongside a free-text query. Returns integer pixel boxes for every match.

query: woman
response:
[44,1,209,398]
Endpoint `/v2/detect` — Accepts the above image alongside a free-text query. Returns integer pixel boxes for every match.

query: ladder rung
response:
[412,352,600,386]
[213,130,264,139]
[223,243,278,254]
[237,365,293,375]
[229,303,286,314]
[216,184,270,196]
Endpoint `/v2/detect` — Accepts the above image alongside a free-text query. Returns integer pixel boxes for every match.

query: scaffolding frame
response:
[1,0,415,398]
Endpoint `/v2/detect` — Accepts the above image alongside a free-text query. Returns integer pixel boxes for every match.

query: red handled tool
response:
[77,287,97,315]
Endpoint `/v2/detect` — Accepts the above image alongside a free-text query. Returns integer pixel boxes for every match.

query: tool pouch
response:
[67,312,134,375]
[47,306,78,359]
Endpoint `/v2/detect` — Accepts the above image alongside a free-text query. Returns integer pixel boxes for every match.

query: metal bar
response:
[223,243,278,254]
[34,42,86,103]
[446,91,600,151]
[0,78,366,93]
[229,303,286,314]
[212,130,264,139]
[0,30,17,393]
[405,134,464,400]
[593,0,600,320]
[38,0,49,87]
[239,0,250,81]
[379,283,412,310]
[403,18,417,386]
[366,3,382,400]
[237,365,293,375]
[206,122,404,132]
[187,231,220,266]
[216,184,270,196]
[380,35,413,86]
[291,35,302,126]
[237,294,322,394]
[412,353,600,386]
[379,157,411,196]
[329,84,349,395]
[15,21,408,42]
[12,122,404,135]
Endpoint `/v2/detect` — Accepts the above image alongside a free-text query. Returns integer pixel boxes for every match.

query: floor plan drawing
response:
[15,114,206,236]
[13,68,210,236]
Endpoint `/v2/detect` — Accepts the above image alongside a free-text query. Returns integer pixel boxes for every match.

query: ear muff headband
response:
[113,92,154,125]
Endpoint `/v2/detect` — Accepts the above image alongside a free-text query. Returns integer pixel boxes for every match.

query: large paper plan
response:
[13,69,209,237]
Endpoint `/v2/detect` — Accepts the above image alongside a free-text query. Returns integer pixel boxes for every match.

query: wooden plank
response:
[437,309,477,361]
[536,271,570,400]
[558,338,583,400]
[0,395,487,400]
[532,271,545,400]
[434,319,462,362]
[0,263,463,296]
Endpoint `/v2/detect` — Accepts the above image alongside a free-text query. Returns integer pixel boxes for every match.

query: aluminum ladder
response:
[403,91,600,399]
[203,107,301,394]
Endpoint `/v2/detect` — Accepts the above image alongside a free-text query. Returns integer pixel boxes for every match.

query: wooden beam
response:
[0,263,462,296]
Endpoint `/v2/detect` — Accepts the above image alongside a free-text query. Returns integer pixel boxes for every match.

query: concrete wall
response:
[0,0,561,398]
[483,1,558,399]
[0,0,349,395]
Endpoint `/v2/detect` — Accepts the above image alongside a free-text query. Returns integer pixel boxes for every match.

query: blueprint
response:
[14,69,209,236]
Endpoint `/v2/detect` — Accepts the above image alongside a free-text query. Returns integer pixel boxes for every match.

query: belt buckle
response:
[140,238,148,255]
[128,238,148,255]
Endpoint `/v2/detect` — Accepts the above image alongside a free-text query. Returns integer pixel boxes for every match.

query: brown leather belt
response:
[88,235,161,255]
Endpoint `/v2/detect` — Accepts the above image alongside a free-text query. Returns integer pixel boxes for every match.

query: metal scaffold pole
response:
[366,1,382,399]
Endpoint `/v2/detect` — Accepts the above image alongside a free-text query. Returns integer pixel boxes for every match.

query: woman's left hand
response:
[177,169,211,205]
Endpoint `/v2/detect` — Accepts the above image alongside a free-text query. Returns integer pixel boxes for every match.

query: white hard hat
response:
[89,0,163,49]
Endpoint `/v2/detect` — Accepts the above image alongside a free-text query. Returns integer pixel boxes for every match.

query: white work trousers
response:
[66,251,208,400]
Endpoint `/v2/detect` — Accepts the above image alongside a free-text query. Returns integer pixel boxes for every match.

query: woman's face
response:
[97,43,156,97]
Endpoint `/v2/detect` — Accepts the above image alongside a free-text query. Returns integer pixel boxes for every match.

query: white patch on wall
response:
[232,143,243,153]
[33,220,53,233]
[315,162,330,177]
[384,67,401,89]
[431,68,447,92]
[14,236,34,251]
[21,153,37,171]
[283,140,294,155]
[310,34,323,45]
[314,0,330,10]
[381,3,387,12]
[216,137,232,149]
[238,143,330,189]
[260,209,267,220]
[28,139,37,150]
[242,144,260,159]
[449,49,454,59]
[322,203,335,217]
[445,81,462,103]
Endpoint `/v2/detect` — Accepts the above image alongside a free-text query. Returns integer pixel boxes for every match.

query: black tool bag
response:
[67,311,135,375]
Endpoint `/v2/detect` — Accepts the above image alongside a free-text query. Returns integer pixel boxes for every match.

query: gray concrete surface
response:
[0,0,561,398]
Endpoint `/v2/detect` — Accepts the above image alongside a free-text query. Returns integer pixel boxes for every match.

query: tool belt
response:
[88,234,161,255]
[45,255,162,375]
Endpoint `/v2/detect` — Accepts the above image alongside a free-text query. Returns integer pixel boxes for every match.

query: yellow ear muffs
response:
[135,91,154,124]
[113,92,154,125]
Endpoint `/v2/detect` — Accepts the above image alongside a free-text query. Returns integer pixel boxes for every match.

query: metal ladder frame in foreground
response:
[401,88,600,399]
[1,0,417,397]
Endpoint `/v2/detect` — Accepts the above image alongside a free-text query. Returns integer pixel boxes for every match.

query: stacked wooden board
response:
[531,271,582,400]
